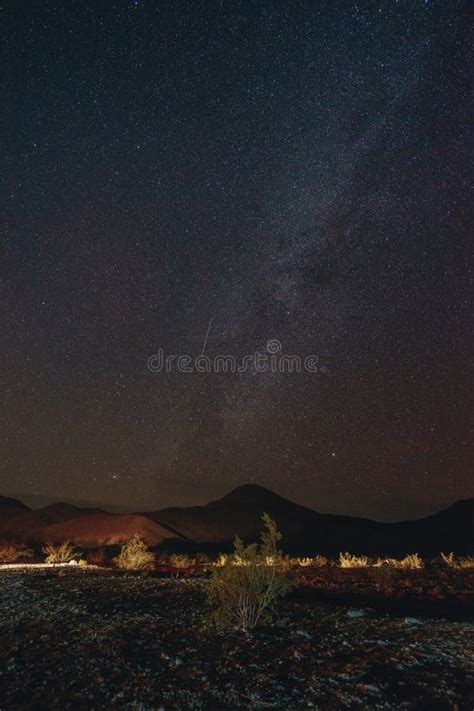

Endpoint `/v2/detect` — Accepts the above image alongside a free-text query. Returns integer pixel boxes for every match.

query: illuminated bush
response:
[294,556,313,567]
[207,513,293,632]
[169,553,192,574]
[114,536,155,571]
[441,552,474,569]
[42,541,78,564]
[212,554,228,567]
[294,555,328,568]
[375,553,424,569]
[394,553,423,569]
[313,555,329,567]
[339,552,370,568]
[195,552,211,566]
[0,540,34,564]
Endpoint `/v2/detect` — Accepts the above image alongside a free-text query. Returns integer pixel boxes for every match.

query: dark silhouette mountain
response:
[0,502,103,542]
[0,485,472,553]
[207,484,293,510]
[0,495,30,519]
[2,492,137,513]
[144,485,474,554]
[386,499,474,553]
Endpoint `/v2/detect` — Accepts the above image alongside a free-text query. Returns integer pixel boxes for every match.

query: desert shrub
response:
[169,553,192,569]
[441,552,456,568]
[294,556,312,567]
[169,553,192,577]
[212,553,228,567]
[42,541,78,564]
[441,552,474,569]
[291,555,328,568]
[339,552,369,568]
[196,552,211,566]
[0,540,34,564]
[393,553,423,569]
[312,554,328,567]
[207,513,293,632]
[458,556,474,569]
[374,553,423,569]
[114,536,155,571]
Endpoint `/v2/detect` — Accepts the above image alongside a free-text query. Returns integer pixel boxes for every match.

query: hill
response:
[0,502,180,547]
[0,495,30,520]
[143,485,474,555]
[0,502,103,542]
[1,485,472,553]
[40,513,179,547]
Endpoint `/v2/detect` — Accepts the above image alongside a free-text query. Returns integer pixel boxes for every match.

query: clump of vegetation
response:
[339,552,370,568]
[313,554,329,567]
[114,536,155,571]
[290,555,328,568]
[212,553,228,567]
[195,552,211,567]
[169,553,192,571]
[294,556,313,567]
[292,555,329,568]
[441,552,474,569]
[42,541,78,564]
[393,553,423,569]
[375,553,424,569]
[207,513,293,632]
[0,540,34,564]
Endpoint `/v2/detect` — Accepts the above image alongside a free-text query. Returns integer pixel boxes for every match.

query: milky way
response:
[2,1,472,519]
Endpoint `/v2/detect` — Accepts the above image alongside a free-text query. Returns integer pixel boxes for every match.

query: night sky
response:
[2,1,472,520]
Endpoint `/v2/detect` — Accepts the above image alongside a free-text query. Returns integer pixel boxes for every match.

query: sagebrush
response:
[441,552,474,569]
[169,553,191,569]
[207,513,293,632]
[42,541,78,564]
[375,553,423,569]
[293,555,328,568]
[0,540,34,564]
[339,552,370,568]
[114,536,155,571]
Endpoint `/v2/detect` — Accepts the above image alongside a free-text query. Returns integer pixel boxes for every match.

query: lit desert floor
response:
[0,568,473,709]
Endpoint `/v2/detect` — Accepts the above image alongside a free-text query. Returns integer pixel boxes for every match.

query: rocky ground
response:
[0,568,473,709]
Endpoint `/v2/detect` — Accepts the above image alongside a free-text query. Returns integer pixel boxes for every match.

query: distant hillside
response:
[143,484,474,555]
[0,495,30,520]
[0,500,179,547]
[0,503,103,542]
[40,513,179,547]
[1,485,472,553]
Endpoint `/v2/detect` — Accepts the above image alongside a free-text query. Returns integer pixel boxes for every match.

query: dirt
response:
[0,568,473,710]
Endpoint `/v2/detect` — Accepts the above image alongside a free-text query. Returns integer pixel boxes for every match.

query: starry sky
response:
[2,0,472,520]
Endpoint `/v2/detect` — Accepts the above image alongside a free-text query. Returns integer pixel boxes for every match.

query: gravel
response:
[0,568,473,709]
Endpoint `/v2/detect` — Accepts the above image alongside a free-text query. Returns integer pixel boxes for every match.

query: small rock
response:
[362,684,380,695]
[347,609,366,618]
[296,629,312,639]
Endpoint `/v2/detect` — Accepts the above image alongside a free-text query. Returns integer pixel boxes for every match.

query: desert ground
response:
[1,565,473,710]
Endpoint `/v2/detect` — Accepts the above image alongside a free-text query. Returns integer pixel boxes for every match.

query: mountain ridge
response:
[1,487,472,554]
